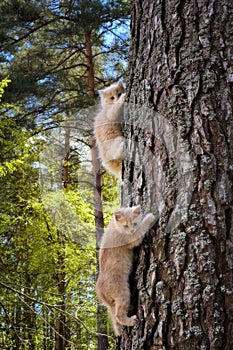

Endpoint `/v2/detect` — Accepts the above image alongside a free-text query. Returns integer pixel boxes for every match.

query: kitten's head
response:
[114,205,141,234]
[99,81,125,105]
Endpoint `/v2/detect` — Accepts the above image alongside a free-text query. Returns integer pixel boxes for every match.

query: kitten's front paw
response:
[115,141,124,158]
[118,93,125,104]
[145,213,156,226]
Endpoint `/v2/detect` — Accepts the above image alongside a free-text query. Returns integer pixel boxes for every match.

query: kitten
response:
[94,81,125,177]
[96,205,155,336]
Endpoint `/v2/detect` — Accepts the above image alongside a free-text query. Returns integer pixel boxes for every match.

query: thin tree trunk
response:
[91,138,109,350]
[120,0,233,349]
[85,27,109,350]
[55,243,66,350]
[63,121,71,189]
[13,304,21,349]
[85,30,96,96]
[24,275,35,350]
[55,122,70,350]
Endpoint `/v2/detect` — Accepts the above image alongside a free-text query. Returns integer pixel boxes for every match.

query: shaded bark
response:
[120,0,233,349]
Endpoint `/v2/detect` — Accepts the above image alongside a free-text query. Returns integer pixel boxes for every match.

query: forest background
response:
[0,0,130,349]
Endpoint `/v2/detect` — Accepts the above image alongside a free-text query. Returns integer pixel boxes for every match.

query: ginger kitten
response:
[96,206,155,336]
[94,81,125,177]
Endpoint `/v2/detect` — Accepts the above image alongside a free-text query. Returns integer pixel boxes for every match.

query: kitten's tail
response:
[105,159,122,177]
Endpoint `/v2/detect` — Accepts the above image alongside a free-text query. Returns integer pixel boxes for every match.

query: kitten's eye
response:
[118,93,122,97]
[110,96,114,100]
[123,225,129,229]
[133,223,137,227]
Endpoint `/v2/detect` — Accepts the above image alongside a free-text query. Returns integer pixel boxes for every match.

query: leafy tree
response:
[0,1,130,348]
[0,0,130,129]
[0,79,118,349]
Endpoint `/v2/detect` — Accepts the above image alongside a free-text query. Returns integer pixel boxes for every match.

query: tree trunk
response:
[55,123,70,350]
[85,30,96,96]
[85,28,109,350]
[63,120,71,189]
[120,0,233,349]
[24,275,36,350]
[91,138,109,350]
[13,304,21,350]
[55,243,66,350]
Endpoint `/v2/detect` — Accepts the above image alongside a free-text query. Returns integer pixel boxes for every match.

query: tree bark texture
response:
[85,30,96,97]
[120,0,233,349]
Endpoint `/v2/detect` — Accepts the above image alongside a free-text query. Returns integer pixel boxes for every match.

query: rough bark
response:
[120,0,233,349]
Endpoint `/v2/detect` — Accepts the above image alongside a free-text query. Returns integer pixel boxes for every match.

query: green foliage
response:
[0,0,130,128]
[102,171,121,225]
[0,80,121,349]
[0,77,11,100]
[0,0,129,346]
[0,119,98,348]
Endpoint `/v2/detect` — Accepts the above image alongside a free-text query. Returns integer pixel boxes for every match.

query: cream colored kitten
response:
[94,81,125,177]
[96,206,155,336]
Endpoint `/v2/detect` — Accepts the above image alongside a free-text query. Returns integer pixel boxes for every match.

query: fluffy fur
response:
[96,206,155,336]
[94,81,125,177]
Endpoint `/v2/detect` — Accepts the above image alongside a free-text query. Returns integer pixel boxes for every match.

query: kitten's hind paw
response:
[128,315,137,327]
[114,323,122,336]
[116,314,137,328]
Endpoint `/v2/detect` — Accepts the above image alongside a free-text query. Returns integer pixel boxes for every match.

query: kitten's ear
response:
[133,205,141,215]
[98,89,104,96]
[114,210,123,221]
[117,81,124,90]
